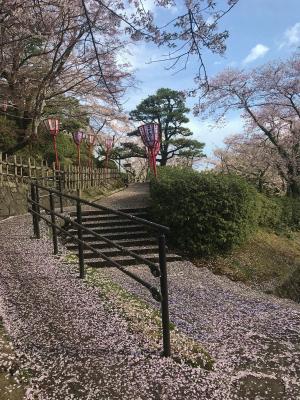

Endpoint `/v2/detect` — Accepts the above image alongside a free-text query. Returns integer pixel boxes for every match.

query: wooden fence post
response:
[0,152,120,192]
[0,152,3,186]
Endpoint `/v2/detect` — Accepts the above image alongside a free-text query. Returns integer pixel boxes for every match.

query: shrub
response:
[256,194,282,229]
[96,159,118,169]
[280,197,300,230]
[150,167,259,256]
[0,117,20,151]
[257,194,300,231]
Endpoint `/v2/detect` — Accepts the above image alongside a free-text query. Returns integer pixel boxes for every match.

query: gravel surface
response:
[0,184,299,399]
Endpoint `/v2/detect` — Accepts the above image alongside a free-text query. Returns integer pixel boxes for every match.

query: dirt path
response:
[0,184,299,399]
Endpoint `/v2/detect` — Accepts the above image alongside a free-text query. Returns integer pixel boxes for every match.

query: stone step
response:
[68,224,144,235]
[64,204,181,270]
[70,207,149,218]
[65,230,151,242]
[79,246,160,259]
[80,219,142,228]
[79,212,148,223]
[86,254,181,268]
[66,237,158,251]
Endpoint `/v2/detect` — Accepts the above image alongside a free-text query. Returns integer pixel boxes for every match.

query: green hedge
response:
[150,167,259,256]
[150,167,300,257]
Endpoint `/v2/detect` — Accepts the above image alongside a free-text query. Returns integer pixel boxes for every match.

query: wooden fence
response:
[0,152,120,191]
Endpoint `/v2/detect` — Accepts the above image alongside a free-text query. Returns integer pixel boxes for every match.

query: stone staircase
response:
[65,207,181,268]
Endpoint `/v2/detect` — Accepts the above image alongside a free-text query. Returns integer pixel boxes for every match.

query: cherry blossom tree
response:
[212,134,286,193]
[197,54,300,197]
[0,0,134,155]
[0,0,239,155]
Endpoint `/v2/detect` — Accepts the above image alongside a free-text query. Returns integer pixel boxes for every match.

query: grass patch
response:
[0,319,29,400]
[193,229,300,301]
[62,254,79,264]
[85,268,214,370]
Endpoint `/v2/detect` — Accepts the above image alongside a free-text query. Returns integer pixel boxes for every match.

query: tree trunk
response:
[159,153,168,166]
[287,178,300,198]
[159,142,169,166]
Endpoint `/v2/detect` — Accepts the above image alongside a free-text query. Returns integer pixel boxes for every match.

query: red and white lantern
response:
[46,118,60,136]
[72,131,85,168]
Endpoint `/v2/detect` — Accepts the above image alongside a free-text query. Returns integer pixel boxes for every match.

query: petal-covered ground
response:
[0,215,230,399]
[101,262,300,399]
[0,184,299,399]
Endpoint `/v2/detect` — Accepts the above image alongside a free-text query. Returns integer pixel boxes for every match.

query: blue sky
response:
[122,0,300,157]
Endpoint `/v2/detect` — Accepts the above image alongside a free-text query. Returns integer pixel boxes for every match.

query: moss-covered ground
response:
[85,268,214,370]
[193,228,300,302]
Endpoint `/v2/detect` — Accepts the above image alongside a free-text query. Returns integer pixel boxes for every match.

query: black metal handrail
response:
[33,181,170,233]
[27,181,171,357]
[29,197,161,278]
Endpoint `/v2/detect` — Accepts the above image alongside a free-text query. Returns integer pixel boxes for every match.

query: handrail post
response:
[158,234,171,357]
[35,183,41,221]
[76,199,85,279]
[30,182,40,239]
[49,192,58,255]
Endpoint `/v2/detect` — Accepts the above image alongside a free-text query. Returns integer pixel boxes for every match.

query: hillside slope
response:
[194,229,300,302]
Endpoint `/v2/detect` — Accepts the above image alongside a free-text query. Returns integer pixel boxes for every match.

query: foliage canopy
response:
[124,88,205,166]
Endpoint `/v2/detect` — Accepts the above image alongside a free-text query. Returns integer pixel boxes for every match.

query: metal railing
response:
[27,181,171,357]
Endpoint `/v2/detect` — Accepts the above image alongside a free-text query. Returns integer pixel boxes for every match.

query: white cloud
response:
[141,0,156,12]
[118,43,158,71]
[206,16,215,26]
[187,115,244,157]
[279,22,300,48]
[243,44,269,64]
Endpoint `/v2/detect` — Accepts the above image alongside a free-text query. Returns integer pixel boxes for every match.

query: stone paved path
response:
[93,182,151,209]
[0,184,299,399]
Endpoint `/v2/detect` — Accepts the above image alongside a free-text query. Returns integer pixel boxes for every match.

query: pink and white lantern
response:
[72,131,85,145]
[138,123,161,177]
